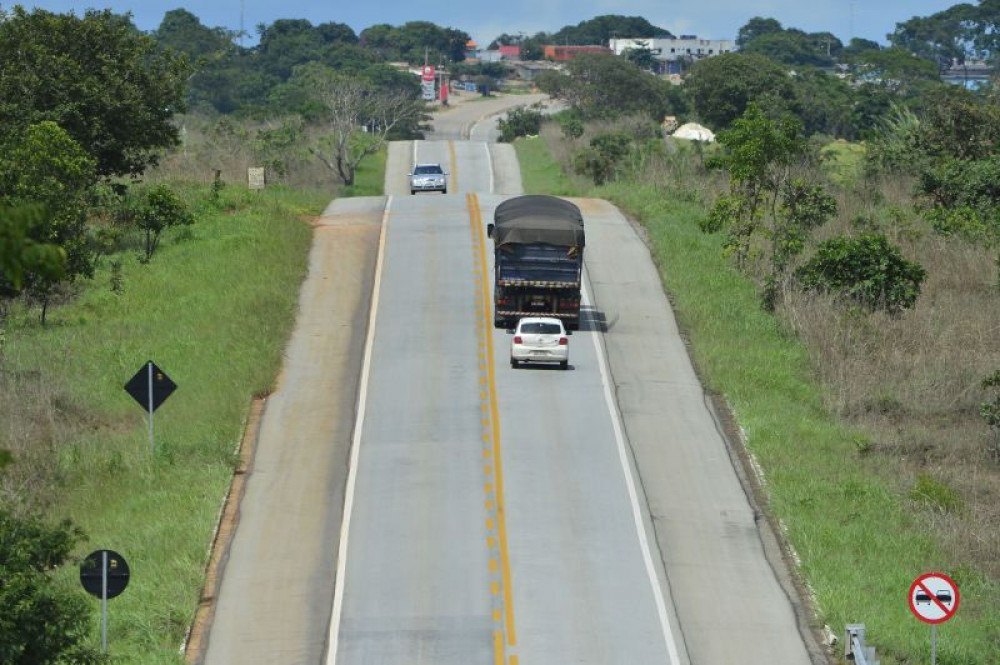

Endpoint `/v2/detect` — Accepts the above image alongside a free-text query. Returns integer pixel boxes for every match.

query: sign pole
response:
[101,550,108,653]
[146,361,154,454]
[931,624,937,665]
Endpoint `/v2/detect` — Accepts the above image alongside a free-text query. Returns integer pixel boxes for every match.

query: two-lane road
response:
[201,98,821,665]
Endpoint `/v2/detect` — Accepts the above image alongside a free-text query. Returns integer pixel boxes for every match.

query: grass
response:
[342,145,387,197]
[514,133,1000,664]
[2,183,326,661]
[514,135,582,196]
[821,140,867,186]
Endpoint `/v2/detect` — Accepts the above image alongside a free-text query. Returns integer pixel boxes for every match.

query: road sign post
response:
[124,361,176,454]
[80,550,130,653]
[908,572,960,665]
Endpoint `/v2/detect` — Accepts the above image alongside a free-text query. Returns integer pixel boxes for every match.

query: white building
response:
[609,36,736,63]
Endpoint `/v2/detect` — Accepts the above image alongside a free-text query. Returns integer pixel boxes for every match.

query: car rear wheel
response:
[441,189,447,194]
[559,360,568,370]
[410,190,416,195]
[510,358,519,368]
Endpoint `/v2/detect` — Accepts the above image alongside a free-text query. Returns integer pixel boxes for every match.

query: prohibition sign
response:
[908,572,960,624]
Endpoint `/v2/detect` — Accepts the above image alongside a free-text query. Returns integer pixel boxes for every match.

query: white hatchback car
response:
[510,317,569,369]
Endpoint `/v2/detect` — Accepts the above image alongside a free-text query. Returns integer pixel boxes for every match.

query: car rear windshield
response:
[414,165,442,174]
[520,322,562,334]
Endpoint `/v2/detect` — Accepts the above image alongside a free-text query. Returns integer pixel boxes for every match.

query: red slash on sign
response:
[908,572,960,624]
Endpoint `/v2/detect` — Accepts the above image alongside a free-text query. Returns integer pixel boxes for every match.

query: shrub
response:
[573,147,615,185]
[0,510,101,664]
[795,233,927,312]
[498,105,543,143]
[132,184,194,261]
[559,114,584,139]
[573,132,634,185]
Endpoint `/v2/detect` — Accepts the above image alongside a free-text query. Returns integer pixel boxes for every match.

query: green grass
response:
[514,135,581,196]
[342,145,386,196]
[5,183,325,662]
[514,137,999,664]
[821,140,867,186]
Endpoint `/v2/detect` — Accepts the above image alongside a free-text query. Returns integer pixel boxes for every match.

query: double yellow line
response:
[467,192,518,665]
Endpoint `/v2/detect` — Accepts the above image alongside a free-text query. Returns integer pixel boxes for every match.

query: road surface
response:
[200,95,823,665]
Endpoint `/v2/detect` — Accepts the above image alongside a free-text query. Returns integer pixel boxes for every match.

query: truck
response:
[486,195,585,329]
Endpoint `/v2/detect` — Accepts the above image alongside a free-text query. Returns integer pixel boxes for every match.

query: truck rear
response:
[487,195,585,329]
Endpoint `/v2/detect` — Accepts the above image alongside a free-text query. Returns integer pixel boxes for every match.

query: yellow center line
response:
[449,140,459,192]
[467,192,519,659]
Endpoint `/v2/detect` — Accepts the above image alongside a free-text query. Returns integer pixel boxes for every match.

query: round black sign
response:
[79,550,130,599]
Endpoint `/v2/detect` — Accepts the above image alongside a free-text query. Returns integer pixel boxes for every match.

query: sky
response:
[2,1,965,48]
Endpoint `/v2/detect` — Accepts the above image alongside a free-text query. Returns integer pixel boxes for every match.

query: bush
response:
[0,510,101,664]
[573,147,615,185]
[498,105,543,143]
[559,114,584,139]
[132,184,194,261]
[572,131,634,185]
[795,233,927,312]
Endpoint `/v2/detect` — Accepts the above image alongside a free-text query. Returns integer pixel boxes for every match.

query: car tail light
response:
[559,337,568,345]
[513,336,523,344]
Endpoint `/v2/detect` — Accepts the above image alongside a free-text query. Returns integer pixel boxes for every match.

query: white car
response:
[409,163,447,194]
[510,317,569,369]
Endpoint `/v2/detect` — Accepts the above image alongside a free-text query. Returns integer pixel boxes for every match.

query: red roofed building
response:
[499,45,521,60]
[543,45,612,61]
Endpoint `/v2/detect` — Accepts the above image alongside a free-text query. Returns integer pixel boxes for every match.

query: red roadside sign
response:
[908,572,960,625]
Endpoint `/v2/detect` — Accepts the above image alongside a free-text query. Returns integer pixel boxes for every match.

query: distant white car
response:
[510,317,569,369]
[409,163,447,194]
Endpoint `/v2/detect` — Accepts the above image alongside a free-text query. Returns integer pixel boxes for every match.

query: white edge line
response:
[484,142,495,194]
[325,196,392,665]
[582,276,683,665]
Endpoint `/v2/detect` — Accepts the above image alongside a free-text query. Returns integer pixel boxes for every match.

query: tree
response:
[742,30,833,67]
[358,21,469,64]
[293,64,424,185]
[701,104,807,272]
[549,15,673,45]
[849,46,940,94]
[0,206,65,292]
[623,46,658,71]
[889,4,981,68]
[0,122,97,323]
[0,7,191,177]
[0,510,101,664]
[685,53,796,129]
[736,17,784,48]
[536,53,680,120]
[154,8,235,60]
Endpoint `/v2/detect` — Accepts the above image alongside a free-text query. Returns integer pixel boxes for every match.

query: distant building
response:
[499,45,521,60]
[477,50,504,63]
[609,36,736,64]
[465,39,479,61]
[543,45,612,62]
[511,61,562,82]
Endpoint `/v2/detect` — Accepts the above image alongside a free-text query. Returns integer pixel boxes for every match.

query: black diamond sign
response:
[124,361,176,413]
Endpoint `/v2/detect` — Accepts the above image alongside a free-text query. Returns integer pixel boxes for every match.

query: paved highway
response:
[201,98,823,665]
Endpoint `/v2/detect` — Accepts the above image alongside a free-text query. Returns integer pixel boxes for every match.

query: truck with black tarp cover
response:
[487,195,585,329]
